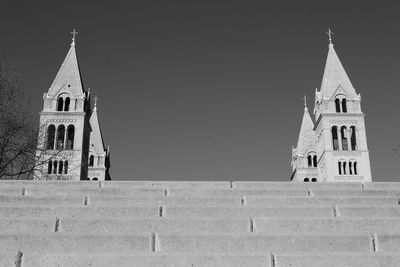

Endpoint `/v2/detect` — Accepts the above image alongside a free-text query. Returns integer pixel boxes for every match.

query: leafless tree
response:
[0,57,62,179]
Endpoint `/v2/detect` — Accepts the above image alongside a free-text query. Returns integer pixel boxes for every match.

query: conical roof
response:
[319,44,356,98]
[47,43,84,96]
[296,106,315,156]
[89,105,106,154]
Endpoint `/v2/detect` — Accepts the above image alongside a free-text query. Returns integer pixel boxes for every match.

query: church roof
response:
[90,105,106,154]
[47,42,84,97]
[295,105,315,156]
[319,44,357,98]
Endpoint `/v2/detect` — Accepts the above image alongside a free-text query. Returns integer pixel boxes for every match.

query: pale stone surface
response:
[313,190,400,197]
[245,196,397,206]
[0,195,84,206]
[275,253,400,267]
[338,206,400,218]
[233,181,363,189]
[164,206,333,218]
[23,252,271,267]
[255,218,400,234]
[158,234,371,253]
[377,235,400,252]
[0,219,54,234]
[60,218,250,234]
[168,189,308,197]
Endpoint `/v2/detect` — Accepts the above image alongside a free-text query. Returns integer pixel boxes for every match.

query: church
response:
[34,30,111,181]
[291,30,372,183]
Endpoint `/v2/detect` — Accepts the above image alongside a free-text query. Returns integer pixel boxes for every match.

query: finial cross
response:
[94,96,99,107]
[70,28,78,44]
[303,95,307,107]
[326,28,333,44]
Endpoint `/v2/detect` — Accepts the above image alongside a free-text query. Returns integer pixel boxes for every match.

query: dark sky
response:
[1,0,400,181]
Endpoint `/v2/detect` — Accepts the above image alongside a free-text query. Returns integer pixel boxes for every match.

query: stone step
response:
[103,181,232,189]
[0,206,160,218]
[312,190,400,197]
[157,234,372,253]
[337,206,400,217]
[59,218,250,234]
[246,196,398,206]
[0,195,85,206]
[21,252,271,267]
[163,206,333,218]
[253,218,400,234]
[233,181,363,190]
[0,234,150,254]
[275,253,400,267]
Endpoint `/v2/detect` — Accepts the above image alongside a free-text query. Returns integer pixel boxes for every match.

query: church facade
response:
[34,32,111,181]
[291,35,372,183]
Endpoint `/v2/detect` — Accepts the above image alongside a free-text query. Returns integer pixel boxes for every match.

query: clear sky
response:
[1,0,400,181]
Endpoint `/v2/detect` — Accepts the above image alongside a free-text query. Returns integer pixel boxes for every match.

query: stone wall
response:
[1,180,400,266]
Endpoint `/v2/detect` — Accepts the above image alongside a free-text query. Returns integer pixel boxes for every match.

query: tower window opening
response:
[332,126,339,150]
[304,178,309,182]
[311,178,317,182]
[349,162,353,175]
[92,177,98,181]
[66,125,75,150]
[313,155,317,167]
[56,125,65,150]
[342,99,347,113]
[335,98,341,113]
[58,160,63,174]
[46,125,56,150]
[57,97,64,111]
[338,161,342,175]
[89,155,94,167]
[53,161,58,174]
[47,160,52,174]
[64,97,70,111]
[341,126,348,150]
[350,126,357,150]
[64,161,68,174]
[354,161,358,175]
[343,161,347,175]
[307,155,312,167]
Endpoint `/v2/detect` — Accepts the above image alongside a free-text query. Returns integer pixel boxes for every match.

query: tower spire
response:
[70,28,78,45]
[326,28,333,45]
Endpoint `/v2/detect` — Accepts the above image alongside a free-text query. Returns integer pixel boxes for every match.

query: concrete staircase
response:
[1,180,400,266]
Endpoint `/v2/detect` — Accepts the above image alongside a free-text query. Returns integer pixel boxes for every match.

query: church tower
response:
[87,99,111,181]
[292,31,372,182]
[35,30,92,180]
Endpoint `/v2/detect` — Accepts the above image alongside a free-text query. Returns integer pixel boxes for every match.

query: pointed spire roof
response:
[90,104,106,154]
[296,105,315,156]
[47,41,84,96]
[319,43,356,98]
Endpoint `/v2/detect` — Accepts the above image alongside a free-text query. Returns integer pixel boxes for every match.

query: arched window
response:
[58,160,63,174]
[307,155,312,167]
[338,161,342,175]
[342,99,347,113]
[92,178,98,181]
[64,161,68,174]
[353,161,358,175]
[343,161,347,175]
[89,155,94,167]
[47,160,52,174]
[311,178,317,182]
[66,125,75,150]
[53,161,58,174]
[57,97,64,111]
[332,126,339,150]
[335,98,341,113]
[304,178,309,182]
[349,162,353,175]
[46,125,56,149]
[341,126,348,150]
[313,155,317,167]
[56,125,65,150]
[64,97,70,111]
[350,126,357,150]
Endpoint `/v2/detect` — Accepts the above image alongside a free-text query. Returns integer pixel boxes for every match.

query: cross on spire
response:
[94,95,99,108]
[303,95,308,107]
[70,28,78,44]
[326,28,333,45]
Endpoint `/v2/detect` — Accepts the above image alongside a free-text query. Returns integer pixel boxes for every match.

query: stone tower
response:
[87,100,111,181]
[35,32,110,181]
[292,34,372,182]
